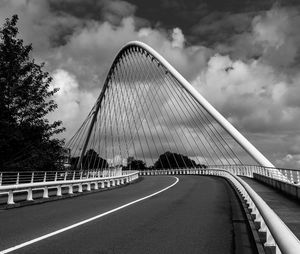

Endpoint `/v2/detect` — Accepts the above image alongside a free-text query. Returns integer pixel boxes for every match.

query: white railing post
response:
[264,227,276,251]
[7,190,14,204]
[111,179,115,187]
[31,172,34,183]
[43,187,49,198]
[68,185,73,194]
[57,185,62,196]
[78,183,83,193]
[290,170,294,183]
[16,172,20,185]
[27,188,33,201]
[0,172,2,186]
[64,171,67,181]
[43,172,47,182]
[284,170,287,181]
[54,172,58,182]
[73,171,76,180]
[100,181,105,188]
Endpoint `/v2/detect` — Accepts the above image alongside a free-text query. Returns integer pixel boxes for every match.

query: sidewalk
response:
[241,177,300,239]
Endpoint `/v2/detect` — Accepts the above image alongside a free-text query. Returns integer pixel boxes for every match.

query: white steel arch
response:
[77,40,274,169]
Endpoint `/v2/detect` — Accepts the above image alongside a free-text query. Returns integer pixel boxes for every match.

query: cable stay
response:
[66,41,274,173]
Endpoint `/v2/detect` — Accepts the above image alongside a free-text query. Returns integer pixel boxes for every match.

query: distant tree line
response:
[70,149,109,170]
[70,150,206,171]
[154,151,206,169]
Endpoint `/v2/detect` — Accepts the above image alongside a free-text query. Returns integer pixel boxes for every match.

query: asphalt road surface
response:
[0,176,257,254]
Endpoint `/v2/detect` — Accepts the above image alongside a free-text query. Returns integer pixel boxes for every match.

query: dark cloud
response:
[1,0,300,168]
[191,11,255,46]
[46,0,138,46]
[49,0,136,24]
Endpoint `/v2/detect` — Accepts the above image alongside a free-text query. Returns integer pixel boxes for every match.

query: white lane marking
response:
[0,176,179,254]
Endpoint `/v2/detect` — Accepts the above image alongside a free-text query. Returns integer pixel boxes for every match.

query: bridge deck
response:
[241,177,300,239]
[0,176,258,254]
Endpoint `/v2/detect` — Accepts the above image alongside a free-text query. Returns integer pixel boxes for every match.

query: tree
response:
[123,157,147,170]
[130,160,147,170]
[154,151,205,169]
[0,15,65,171]
[81,149,109,170]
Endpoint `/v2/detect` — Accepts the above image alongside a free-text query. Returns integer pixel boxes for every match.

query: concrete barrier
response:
[254,173,300,201]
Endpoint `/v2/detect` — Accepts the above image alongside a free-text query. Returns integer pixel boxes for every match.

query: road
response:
[0,176,257,254]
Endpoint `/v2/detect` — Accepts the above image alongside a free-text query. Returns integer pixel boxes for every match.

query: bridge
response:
[0,41,300,254]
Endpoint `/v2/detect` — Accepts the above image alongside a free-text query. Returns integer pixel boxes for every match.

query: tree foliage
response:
[0,15,65,171]
[154,151,206,169]
[82,149,109,170]
[69,150,109,170]
[125,157,147,170]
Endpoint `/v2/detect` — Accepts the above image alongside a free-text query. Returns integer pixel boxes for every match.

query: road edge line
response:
[0,176,179,254]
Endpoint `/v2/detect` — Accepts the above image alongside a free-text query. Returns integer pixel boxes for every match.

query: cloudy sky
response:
[1,0,300,168]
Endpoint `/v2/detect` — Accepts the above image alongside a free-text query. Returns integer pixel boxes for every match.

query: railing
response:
[139,168,207,176]
[207,164,300,184]
[140,168,300,253]
[0,169,125,186]
[214,168,300,254]
[138,165,300,184]
[0,170,139,205]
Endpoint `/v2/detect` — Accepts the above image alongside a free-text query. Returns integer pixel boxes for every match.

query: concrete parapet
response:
[253,173,300,201]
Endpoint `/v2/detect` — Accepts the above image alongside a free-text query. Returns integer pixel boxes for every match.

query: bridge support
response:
[133,41,275,168]
[68,185,73,194]
[43,187,49,198]
[27,188,33,201]
[111,180,115,187]
[100,181,105,188]
[78,184,83,193]
[57,186,62,196]
[8,190,14,204]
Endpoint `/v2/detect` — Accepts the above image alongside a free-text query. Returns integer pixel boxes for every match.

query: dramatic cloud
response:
[192,5,300,168]
[48,69,97,140]
[1,0,300,168]
[171,28,185,48]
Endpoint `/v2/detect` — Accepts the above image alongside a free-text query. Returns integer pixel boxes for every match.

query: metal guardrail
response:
[217,169,300,254]
[139,168,206,176]
[0,169,124,186]
[139,165,300,185]
[140,168,300,253]
[0,170,139,205]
